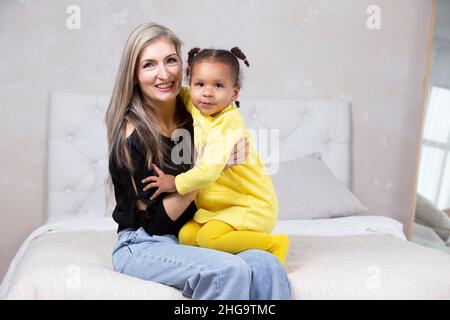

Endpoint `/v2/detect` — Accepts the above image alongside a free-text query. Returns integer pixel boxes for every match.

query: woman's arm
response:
[162,189,198,221]
[224,137,249,169]
[133,169,197,223]
[136,190,196,221]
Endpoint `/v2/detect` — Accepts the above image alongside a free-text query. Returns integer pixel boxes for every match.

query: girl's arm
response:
[142,134,249,198]
[175,116,245,195]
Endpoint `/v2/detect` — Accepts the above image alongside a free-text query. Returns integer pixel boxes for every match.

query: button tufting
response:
[66,135,73,141]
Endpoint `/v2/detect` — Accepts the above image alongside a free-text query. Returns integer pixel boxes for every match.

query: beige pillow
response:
[415,193,450,242]
[271,153,367,220]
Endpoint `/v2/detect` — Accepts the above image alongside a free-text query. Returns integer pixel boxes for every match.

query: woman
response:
[106,22,291,300]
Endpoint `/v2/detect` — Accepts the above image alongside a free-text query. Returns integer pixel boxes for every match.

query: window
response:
[418,86,450,209]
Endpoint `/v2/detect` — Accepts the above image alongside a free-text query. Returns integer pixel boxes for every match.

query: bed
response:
[1,93,450,300]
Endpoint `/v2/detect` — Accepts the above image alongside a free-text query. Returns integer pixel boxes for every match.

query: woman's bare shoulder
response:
[125,122,135,138]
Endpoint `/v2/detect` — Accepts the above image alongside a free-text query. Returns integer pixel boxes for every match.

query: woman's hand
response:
[142,165,177,200]
[225,137,249,169]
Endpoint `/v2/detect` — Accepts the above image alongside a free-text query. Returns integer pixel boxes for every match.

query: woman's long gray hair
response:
[105,23,190,171]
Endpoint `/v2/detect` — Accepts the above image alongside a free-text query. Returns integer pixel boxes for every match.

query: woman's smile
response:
[155,81,175,91]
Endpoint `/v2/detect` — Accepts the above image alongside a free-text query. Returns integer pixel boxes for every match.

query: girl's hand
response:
[225,137,249,169]
[142,165,177,200]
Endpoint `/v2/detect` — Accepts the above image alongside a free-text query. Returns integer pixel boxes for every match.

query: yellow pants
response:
[178,219,289,265]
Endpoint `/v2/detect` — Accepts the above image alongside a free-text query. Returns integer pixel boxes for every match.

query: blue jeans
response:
[112,227,292,300]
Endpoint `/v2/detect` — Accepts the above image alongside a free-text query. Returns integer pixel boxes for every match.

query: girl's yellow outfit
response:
[175,89,288,264]
[176,88,278,232]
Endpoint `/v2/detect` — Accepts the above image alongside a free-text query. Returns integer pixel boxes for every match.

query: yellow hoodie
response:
[175,88,278,233]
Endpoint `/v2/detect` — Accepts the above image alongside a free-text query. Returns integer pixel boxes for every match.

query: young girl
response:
[145,47,289,265]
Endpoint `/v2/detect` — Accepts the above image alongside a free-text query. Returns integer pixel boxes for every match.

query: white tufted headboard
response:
[46,93,350,221]
[47,93,110,222]
[239,98,350,187]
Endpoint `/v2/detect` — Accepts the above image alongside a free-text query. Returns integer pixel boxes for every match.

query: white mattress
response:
[274,215,406,239]
[1,216,450,299]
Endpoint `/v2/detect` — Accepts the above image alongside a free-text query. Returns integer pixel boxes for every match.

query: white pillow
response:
[270,153,367,220]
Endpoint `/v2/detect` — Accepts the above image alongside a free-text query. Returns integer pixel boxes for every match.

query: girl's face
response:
[189,61,240,117]
[136,38,182,107]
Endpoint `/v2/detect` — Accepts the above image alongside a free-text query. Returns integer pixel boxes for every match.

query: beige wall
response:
[0,0,433,281]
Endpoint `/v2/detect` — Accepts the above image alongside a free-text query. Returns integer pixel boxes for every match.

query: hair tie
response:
[230,47,250,67]
[186,47,204,76]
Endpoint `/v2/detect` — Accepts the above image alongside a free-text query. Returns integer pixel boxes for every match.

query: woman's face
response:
[136,38,182,107]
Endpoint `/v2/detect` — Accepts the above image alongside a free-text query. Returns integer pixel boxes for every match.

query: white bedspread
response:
[1,216,450,299]
[274,215,406,239]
